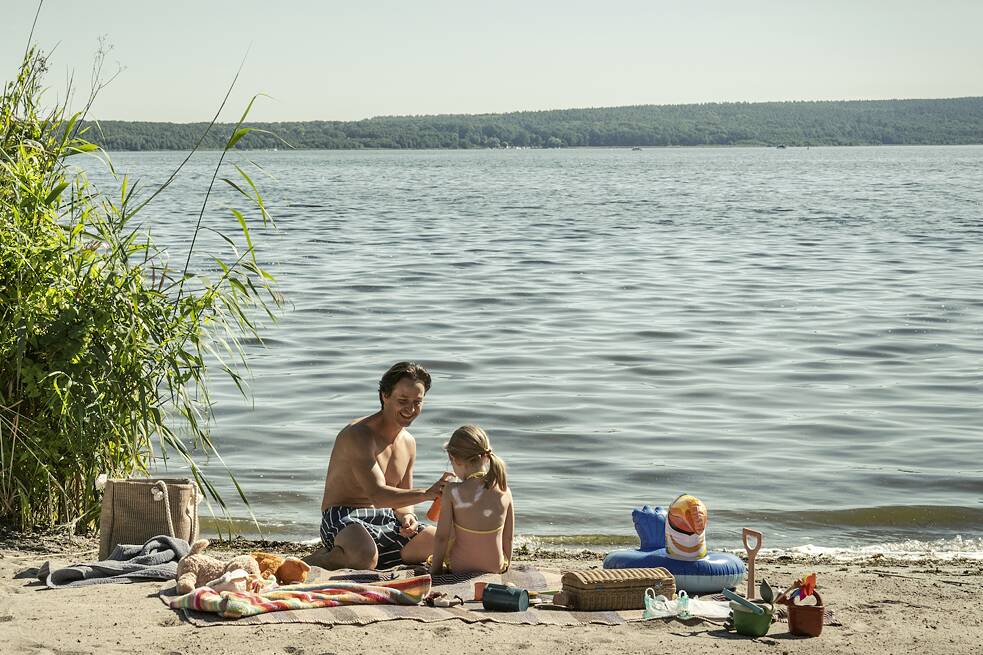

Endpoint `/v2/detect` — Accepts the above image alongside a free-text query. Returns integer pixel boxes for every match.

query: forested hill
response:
[84,97,983,150]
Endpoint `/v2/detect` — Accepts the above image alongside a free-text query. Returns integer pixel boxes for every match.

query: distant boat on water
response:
[631,146,643,151]
[776,144,787,149]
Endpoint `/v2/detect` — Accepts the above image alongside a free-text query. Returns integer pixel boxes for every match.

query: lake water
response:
[85,146,983,557]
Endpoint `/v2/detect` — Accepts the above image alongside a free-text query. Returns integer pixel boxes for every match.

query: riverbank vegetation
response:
[85,97,983,150]
[0,43,279,531]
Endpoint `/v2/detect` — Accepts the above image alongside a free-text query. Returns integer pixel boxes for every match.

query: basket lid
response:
[562,567,674,590]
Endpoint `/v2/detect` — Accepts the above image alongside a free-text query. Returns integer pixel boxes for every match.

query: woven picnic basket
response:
[98,478,200,559]
[557,567,675,611]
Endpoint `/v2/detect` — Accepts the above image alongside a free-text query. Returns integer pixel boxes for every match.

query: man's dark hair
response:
[378,362,432,407]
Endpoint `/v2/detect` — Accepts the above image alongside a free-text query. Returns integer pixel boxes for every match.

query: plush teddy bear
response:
[175,539,262,594]
[251,551,311,585]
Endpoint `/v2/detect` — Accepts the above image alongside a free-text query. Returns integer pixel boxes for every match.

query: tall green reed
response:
[0,41,282,533]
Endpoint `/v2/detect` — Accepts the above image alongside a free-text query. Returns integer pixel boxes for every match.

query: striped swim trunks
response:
[320,506,417,569]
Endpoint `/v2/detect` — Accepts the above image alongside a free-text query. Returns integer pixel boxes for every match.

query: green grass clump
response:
[0,43,280,533]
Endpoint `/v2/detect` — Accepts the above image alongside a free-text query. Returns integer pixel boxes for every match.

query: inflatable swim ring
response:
[603,505,746,595]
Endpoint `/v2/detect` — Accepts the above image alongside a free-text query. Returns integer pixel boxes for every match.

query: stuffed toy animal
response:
[251,551,312,585]
[175,539,262,594]
[205,568,266,593]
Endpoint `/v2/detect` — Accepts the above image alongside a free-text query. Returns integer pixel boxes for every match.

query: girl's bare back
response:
[446,478,513,573]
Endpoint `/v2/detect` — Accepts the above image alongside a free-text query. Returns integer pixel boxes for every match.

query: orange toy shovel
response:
[742,528,763,599]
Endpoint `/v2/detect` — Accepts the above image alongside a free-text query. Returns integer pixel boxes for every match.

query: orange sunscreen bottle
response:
[426,494,442,522]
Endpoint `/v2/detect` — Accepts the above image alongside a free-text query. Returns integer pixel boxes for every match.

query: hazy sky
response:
[2,1,982,123]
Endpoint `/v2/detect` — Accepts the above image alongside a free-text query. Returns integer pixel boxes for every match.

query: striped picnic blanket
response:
[167,565,641,626]
[167,565,842,628]
[166,575,431,619]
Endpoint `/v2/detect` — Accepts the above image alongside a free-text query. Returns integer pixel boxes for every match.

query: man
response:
[304,362,450,570]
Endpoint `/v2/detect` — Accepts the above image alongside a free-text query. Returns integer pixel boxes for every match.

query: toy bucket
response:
[473,581,487,601]
[787,590,824,637]
[731,602,772,637]
[482,583,529,612]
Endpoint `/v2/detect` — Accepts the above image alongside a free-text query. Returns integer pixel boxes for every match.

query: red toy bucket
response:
[786,589,824,638]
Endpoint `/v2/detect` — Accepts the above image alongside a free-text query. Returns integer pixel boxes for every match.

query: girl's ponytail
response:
[484,450,508,492]
[446,424,508,491]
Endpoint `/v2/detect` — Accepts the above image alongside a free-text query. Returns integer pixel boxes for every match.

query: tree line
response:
[82,97,983,150]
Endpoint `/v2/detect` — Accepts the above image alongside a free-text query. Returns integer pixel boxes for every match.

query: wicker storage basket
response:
[98,478,199,559]
[557,568,675,611]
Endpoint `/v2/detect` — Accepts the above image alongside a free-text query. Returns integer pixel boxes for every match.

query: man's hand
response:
[425,471,455,501]
[399,513,420,538]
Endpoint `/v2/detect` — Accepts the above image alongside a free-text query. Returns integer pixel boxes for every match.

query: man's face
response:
[382,377,426,428]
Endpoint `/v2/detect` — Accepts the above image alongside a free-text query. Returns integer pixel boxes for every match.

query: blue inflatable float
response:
[603,505,746,595]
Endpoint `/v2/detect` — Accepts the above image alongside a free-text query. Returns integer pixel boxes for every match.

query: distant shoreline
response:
[96,143,983,153]
[81,97,983,151]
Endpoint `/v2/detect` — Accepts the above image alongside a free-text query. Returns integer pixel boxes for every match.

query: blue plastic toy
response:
[603,505,746,594]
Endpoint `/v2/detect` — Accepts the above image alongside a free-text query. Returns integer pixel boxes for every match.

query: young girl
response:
[430,425,513,575]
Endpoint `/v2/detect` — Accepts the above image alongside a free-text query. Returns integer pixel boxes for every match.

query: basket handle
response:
[151,480,176,538]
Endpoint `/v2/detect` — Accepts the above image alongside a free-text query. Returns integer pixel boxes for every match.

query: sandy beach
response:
[1,534,981,655]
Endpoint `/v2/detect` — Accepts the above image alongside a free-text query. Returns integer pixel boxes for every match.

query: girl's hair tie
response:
[484,449,492,456]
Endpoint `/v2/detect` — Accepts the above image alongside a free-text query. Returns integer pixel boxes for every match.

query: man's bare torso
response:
[319,415,415,511]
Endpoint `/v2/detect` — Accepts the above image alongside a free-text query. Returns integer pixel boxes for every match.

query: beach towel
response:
[42,535,190,588]
[169,564,641,626]
[166,575,431,619]
[166,564,844,628]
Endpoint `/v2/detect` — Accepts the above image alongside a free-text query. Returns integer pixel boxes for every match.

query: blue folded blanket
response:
[42,535,190,588]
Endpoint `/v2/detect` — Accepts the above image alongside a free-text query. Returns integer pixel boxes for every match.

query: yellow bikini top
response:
[453,522,504,535]
[452,470,505,534]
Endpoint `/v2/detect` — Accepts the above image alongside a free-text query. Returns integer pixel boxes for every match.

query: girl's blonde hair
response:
[445,424,507,491]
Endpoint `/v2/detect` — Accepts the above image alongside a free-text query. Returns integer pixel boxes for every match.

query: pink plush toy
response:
[175,539,261,594]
